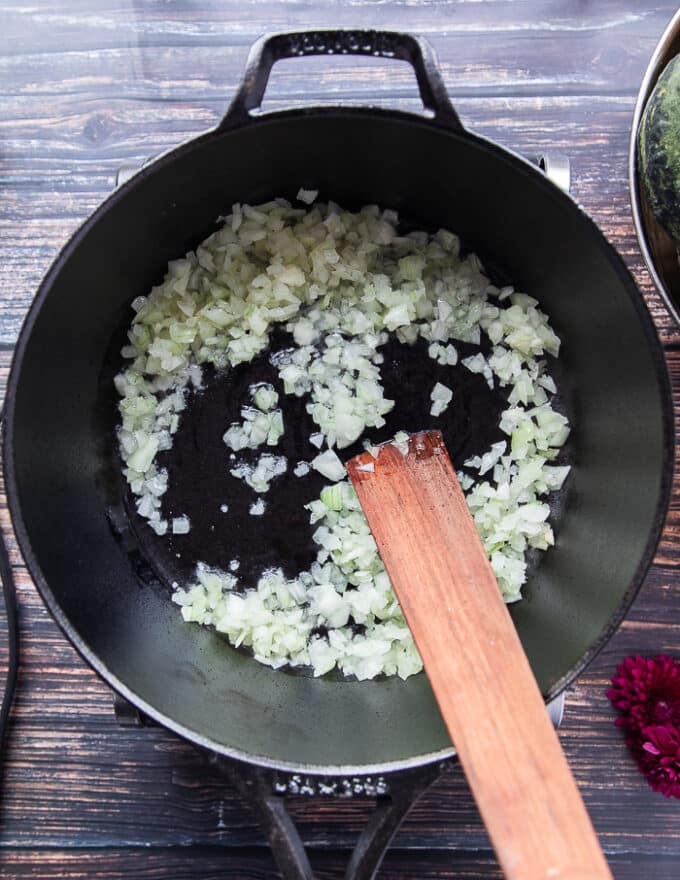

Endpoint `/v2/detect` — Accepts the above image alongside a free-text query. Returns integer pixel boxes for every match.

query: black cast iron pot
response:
[3,30,674,879]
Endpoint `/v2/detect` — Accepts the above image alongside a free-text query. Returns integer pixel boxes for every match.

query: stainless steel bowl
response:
[630,7,680,324]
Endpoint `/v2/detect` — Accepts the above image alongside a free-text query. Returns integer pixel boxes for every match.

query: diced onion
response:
[297,188,318,205]
[430,382,453,417]
[117,194,570,681]
[172,516,191,535]
[311,449,346,482]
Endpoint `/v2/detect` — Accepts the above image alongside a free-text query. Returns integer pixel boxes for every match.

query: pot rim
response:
[4,105,675,774]
[629,7,680,325]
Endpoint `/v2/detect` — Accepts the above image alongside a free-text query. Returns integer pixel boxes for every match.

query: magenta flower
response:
[637,725,680,799]
[606,654,680,732]
[607,655,680,800]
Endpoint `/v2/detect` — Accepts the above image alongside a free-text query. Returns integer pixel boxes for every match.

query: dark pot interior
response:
[4,110,672,771]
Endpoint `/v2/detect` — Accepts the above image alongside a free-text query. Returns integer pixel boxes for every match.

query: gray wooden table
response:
[1,2,680,878]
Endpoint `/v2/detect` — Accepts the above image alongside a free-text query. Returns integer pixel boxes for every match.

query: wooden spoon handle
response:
[347,431,612,880]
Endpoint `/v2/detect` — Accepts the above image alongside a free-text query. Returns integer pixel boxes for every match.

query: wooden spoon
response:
[346,430,612,880]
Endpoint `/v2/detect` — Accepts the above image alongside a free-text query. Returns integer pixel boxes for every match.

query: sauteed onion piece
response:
[116,196,569,679]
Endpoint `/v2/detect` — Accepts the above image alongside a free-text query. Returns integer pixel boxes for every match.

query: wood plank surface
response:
[2,2,680,879]
[3,849,680,880]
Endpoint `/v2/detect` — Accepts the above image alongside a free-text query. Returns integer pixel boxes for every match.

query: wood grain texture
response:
[2,2,680,879]
[3,849,680,880]
[349,434,611,880]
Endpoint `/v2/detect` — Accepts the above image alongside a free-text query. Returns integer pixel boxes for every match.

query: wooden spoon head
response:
[346,429,448,483]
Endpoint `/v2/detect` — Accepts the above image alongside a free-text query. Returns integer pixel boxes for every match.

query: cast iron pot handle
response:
[211,753,449,880]
[220,29,463,130]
